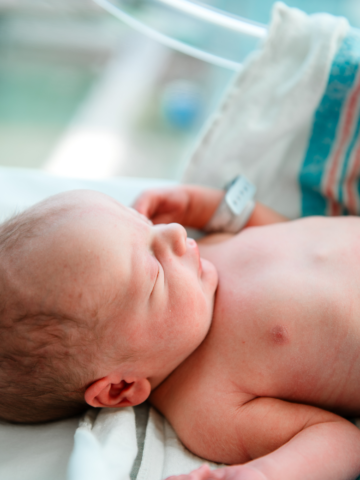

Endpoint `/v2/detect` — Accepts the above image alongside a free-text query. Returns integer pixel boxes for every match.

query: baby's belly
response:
[199,220,360,414]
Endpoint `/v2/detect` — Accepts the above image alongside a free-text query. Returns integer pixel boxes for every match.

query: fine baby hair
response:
[0,192,102,423]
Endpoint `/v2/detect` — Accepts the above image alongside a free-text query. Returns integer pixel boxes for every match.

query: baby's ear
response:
[85,376,151,408]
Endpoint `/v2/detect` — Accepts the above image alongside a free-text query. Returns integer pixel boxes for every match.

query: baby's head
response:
[0,190,217,423]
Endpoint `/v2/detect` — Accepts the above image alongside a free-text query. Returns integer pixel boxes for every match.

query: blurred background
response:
[1,0,360,180]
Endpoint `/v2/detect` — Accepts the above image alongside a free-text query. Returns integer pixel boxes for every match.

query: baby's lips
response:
[186,238,199,254]
[186,238,202,273]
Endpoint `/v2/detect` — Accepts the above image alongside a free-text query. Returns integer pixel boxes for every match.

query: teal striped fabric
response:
[300,29,360,217]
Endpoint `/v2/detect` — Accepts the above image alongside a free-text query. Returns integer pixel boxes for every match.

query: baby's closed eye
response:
[150,266,160,297]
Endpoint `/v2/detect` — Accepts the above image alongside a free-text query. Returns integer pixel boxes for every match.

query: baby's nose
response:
[157,223,187,256]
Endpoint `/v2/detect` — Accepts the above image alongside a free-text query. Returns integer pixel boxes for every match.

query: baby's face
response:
[33,191,218,387]
[100,200,218,384]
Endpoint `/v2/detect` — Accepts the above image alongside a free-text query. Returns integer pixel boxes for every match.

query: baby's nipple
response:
[270,325,289,345]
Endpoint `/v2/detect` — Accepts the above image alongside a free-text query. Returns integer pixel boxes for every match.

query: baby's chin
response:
[200,257,218,295]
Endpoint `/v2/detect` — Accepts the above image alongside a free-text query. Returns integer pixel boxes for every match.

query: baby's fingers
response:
[166,465,268,480]
[166,464,214,480]
[132,189,165,218]
[133,187,189,224]
[200,465,268,480]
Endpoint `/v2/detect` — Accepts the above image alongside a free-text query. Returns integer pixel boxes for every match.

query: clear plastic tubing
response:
[159,0,267,38]
[93,0,267,71]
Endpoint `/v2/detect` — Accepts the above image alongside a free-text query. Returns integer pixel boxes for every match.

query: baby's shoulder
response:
[150,360,255,462]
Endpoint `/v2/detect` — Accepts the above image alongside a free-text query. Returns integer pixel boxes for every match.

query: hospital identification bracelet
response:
[204,175,256,234]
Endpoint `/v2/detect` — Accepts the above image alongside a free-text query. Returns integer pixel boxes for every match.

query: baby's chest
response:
[208,287,360,410]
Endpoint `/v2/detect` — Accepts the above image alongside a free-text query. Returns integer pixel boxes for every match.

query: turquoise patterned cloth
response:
[300,28,360,217]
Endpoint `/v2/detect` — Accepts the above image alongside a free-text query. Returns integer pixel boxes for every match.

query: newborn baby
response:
[0,187,360,480]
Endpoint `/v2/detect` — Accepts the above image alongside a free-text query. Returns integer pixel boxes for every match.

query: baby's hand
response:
[133,186,193,225]
[166,464,267,480]
[133,185,223,228]
[134,185,287,231]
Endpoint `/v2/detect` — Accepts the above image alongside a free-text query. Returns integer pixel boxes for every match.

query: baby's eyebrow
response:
[106,197,149,223]
[128,207,153,225]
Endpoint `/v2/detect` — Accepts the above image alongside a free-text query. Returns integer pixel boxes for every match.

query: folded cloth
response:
[183,2,357,219]
[67,408,138,480]
[67,405,222,480]
[136,406,222,480]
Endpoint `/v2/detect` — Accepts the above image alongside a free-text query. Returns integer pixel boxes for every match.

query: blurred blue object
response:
[161,80,203,129]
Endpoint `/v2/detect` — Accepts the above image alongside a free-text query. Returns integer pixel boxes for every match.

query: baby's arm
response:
[234,398,360,480]
[133,185,287,230]
[167,398,360,480]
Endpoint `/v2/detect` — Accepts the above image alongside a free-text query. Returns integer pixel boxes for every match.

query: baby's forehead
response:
[75,194,146,223]
[40,191,152,268]
[1,191,151,327]
[44,191,151,229]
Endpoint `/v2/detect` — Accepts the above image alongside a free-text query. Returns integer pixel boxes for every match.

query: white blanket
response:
[183,2,350,219]
[68,405,222,480]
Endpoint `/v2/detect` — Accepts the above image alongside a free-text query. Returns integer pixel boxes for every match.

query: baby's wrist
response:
[183,186,224,229]
[246,202,288,227]
[203,175,256,233]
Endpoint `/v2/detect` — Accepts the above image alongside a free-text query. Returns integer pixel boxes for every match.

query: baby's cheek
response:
[177,291,209,332]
